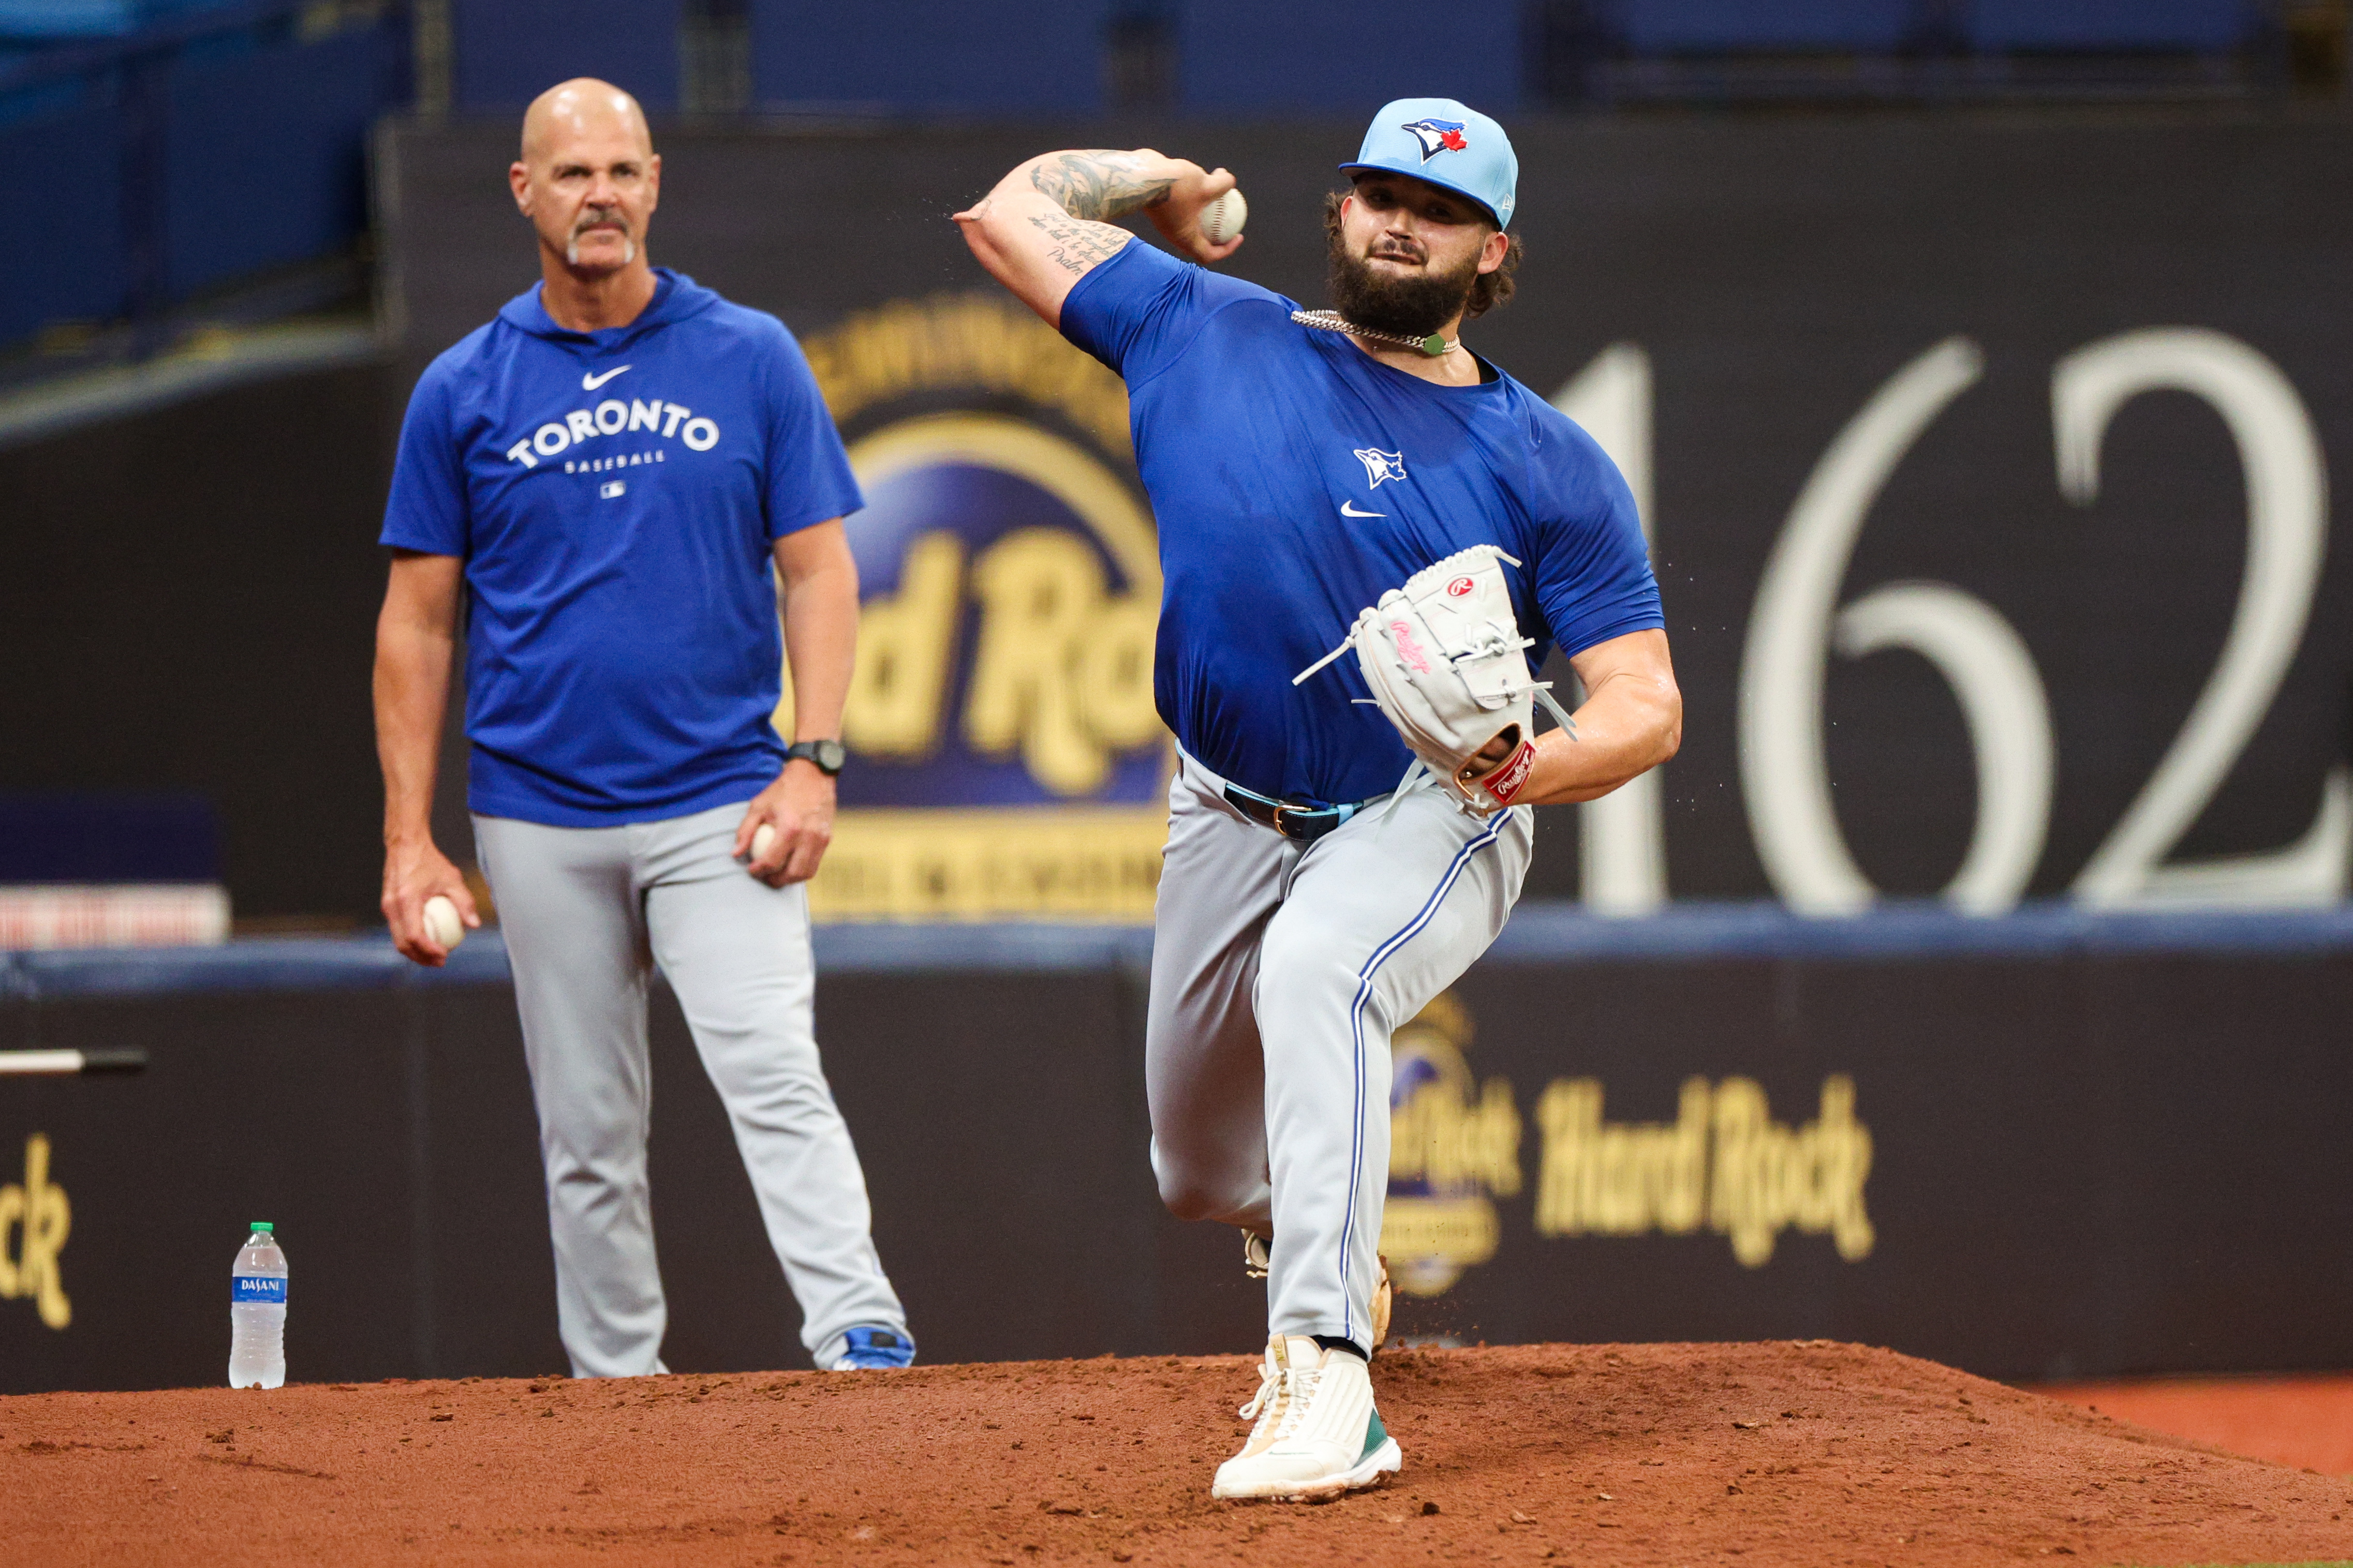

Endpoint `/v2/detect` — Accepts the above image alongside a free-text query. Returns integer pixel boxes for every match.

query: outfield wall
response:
[4,908,2349,1393]
[384,111,2353,918]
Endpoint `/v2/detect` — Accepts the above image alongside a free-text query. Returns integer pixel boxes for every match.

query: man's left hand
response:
[735,761,836,887]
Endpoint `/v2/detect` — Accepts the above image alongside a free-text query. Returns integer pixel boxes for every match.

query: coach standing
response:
[372,79,914,1377]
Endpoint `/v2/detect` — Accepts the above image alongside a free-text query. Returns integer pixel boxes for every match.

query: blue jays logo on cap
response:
[1339,97,1518,228]
[1399,118,1468,161]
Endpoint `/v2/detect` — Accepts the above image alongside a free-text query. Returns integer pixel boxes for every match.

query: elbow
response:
[953,213,997,270]
[1650,686,1684,768]
[953,193,1026,272]
[951,198,1001,259]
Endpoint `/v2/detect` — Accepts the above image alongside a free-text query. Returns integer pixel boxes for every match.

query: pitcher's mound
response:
[6,1340,2350,1565]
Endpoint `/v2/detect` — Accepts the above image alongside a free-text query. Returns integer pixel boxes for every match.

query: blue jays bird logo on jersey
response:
[1355,447,1409,488]
[1400,118,1469,161]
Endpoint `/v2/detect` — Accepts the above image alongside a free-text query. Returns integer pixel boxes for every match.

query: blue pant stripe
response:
[1334,813,1506,1342]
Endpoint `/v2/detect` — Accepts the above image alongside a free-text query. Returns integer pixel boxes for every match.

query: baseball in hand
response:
[1200,188,1247,246]
[422,894,464,951]
[751,824,779,864]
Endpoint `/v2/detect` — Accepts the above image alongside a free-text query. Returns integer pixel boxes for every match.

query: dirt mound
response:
[3,1341,2347,1565]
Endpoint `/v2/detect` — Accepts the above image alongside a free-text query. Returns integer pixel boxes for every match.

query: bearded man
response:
[373,79,914,1377]
[956,99,1680,1498]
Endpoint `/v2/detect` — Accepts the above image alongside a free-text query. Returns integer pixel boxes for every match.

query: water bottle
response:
[228,1222,287,1390]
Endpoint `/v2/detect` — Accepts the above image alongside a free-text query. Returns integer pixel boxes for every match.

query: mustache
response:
[564,214,637,268]
[1368,236,1426,264]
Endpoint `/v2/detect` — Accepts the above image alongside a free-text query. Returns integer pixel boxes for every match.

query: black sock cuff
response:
[1310,1333,1368,1362]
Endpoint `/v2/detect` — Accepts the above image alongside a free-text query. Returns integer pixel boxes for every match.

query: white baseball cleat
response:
[1210,1335,1401,1501]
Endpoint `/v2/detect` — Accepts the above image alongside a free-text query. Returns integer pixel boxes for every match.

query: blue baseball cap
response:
[1338,97,1518,229]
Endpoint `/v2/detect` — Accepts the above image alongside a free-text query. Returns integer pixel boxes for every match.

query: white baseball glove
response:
[1295,545,1576,815]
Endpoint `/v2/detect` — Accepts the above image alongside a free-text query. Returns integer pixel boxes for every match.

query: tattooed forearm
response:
[1025,212,1132,273]
[1029,151,1174,221]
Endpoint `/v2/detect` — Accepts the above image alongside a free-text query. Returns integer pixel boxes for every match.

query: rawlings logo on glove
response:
[1294,545,1576,815]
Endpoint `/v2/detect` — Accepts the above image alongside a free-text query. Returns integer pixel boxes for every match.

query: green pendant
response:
[1419,335,1447,356]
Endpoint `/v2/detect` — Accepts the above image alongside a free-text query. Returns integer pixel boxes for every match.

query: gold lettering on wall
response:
[1393,1074,1522,1202]
[1535,1076,1873,1267]
[1382,993,1522,1296]
[807,807,1166,921]
[963,527,1158,795]
[841,532,966,757]
[0,1133,71,1329]
[801,293,1133,461]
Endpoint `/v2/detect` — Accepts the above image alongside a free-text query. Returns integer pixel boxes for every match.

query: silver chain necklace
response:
[1290,309,1458,357]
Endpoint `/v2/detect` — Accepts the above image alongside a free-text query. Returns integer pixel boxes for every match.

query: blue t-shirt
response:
[1060,240,1663,805]
[380,270,862,827]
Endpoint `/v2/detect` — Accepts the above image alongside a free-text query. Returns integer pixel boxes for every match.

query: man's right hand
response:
[1138,158,1244,266]
[382,839,480,967]
[954,147,1242,328]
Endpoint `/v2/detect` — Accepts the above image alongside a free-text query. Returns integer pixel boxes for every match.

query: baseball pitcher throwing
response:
[957,99,1680,1500]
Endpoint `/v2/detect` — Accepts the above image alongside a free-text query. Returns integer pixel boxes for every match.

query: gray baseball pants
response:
[1146,753,1532,1353]
[473,800,907,1378]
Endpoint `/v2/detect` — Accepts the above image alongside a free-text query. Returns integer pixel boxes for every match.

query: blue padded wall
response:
[0,794,219,883]
[2,99,121,344]
[1970,0,2251,51]
[751,0,1108,113]
[1620,0,1915,53]
[1176,0,1521,113]
[451,0,681,113]
[166,26,399,297]
[748,0,1519,116]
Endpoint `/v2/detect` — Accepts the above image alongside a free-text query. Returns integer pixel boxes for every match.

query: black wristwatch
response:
[785,738,847,776]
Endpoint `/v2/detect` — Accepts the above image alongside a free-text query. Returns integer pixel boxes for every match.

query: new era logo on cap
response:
[1400,118,1468,160]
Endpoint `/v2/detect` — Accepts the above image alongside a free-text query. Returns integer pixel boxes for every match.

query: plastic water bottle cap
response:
[250,1222,273,1233]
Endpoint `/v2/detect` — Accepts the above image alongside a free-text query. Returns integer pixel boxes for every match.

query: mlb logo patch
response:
[600,480,627,500]
[1401,118,1469,161]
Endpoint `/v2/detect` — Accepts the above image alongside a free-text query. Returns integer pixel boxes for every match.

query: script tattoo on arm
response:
[1029,150,1174,221]
[1025,212,1131,274]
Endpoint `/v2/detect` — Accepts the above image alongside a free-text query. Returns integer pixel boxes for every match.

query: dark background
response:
[7,111,2347,918]
[5,923,2349,1393]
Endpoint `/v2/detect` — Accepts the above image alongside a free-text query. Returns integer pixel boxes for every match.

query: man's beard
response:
[1325,232,1479,339]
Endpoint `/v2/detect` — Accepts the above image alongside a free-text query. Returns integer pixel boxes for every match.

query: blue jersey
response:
[381,270,862,827]
[1060,240,1664,805]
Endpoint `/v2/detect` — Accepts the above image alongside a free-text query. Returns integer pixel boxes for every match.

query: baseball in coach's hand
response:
[751,823,778,864]
[1200,188,1247,246]
[422,894,465,951]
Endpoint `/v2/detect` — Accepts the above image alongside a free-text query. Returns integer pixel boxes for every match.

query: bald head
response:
[509,78,661,294]
[521,78,651,165]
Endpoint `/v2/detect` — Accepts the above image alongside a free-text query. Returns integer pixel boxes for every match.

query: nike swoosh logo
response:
[1340,501,1384,517]
[581,365,632,390]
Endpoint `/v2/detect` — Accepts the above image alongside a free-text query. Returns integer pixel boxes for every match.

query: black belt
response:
[1220,781,1378,843]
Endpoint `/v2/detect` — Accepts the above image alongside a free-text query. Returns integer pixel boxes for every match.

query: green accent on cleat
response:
[1359,1406,1388,1464]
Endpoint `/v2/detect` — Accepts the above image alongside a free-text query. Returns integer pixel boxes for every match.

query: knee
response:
[1152,1145,1256,1224]
[1252,929,1366,1027]
[1158,1175,1235,1223]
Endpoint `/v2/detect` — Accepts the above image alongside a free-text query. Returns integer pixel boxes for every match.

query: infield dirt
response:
[5,1340,2349,1566]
